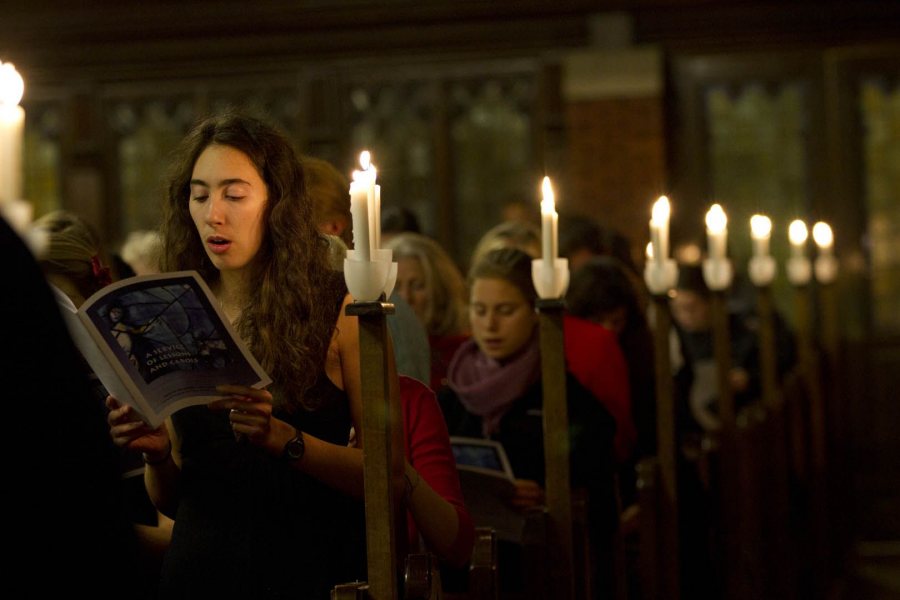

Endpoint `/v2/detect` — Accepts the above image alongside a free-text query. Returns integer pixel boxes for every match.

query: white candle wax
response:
[789,220,808,259]
[540,176,557,263]
[812,221,834,257]
[750,214,772,259]
[649,222,661,264]
[650,196,670,264]
[705,204,728,260]
[0,62,25,205]
[373,184,381,250]
[0,104,24,203]
[349,178,370,261]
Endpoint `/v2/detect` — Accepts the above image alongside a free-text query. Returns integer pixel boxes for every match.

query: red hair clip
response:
[91,255,112,288]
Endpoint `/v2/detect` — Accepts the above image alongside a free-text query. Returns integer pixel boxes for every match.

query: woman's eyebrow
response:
[189,178,251,187]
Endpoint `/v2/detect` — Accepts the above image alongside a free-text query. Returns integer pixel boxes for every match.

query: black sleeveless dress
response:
[159,375,366,599]
[159,279,366,599]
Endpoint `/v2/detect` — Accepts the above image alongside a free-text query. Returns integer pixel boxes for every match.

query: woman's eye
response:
[192,195,208,202]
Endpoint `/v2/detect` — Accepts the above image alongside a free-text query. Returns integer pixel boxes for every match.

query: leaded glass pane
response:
[111,99,196,237]
[861,77,900,333]
[705,82,809,318]
[451,77,534,262]
[347,81,437,237]
[23,104,62,218]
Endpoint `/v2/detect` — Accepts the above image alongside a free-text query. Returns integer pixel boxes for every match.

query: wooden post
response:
[535,299,575,600]
[346,300,400,600]
[709,290,742,598]
[754,285,795,599]
[794,286,826,474]
[793,283,829,598]
[650,295,680,600]
[756,287,779,412]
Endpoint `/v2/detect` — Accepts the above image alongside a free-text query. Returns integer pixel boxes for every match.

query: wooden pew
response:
[467,528,500,600]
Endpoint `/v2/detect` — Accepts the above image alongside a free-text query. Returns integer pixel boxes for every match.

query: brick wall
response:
[564,95,668,266]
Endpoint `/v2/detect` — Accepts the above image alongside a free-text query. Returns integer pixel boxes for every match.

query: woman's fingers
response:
[215,385,272,402]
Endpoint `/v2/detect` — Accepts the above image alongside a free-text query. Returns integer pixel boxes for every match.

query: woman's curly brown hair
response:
[160,112,343,410]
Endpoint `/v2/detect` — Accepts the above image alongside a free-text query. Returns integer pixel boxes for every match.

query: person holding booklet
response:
[106,112,473,598]
[438,247,618,597]
[105,113,372,598]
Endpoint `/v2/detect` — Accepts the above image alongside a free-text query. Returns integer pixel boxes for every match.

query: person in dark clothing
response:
[105,112,402,599]
[566,255,657,498]
[3,214,142,598]
[438,247,617,598]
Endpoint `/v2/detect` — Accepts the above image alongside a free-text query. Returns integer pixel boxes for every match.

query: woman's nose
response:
[205,194,225,225]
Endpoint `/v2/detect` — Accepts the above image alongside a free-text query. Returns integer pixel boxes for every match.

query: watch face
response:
[284,436,305,461]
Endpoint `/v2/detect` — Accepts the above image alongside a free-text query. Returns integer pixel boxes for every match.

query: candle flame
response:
[812,221,833,248]
[651,196,670,224]
[705,203,727,233]
[0,61,25,107]
[541,176,555,213]
[359,151,371,171]
[750,214,772,239]
[789,219,808,245]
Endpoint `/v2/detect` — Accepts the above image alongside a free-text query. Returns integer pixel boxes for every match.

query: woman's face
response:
[189,144,268,276]
[396,256,430,326]
[670,289,711,333]
[469,277,536,361]
[596,306,628,337]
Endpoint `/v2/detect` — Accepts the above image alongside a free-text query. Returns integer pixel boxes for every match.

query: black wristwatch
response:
[282,430,305,462]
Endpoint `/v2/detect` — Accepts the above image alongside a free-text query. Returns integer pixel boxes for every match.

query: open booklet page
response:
[451,437,525,542]
[56,271,270,427]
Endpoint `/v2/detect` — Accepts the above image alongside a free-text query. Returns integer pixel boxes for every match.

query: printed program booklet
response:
[54,270,271,427]
[450,436,525,542]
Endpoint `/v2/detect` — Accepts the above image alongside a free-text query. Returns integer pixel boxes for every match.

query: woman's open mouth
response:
[207,236,232,254]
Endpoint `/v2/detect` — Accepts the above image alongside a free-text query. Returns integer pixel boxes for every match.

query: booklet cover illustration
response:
[56,271,271,427]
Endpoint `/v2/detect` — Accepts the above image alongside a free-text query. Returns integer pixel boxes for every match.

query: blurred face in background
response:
[395,256,430,325]
[469,277,537,361]
[595,306,628,337]
[670,289,711,333]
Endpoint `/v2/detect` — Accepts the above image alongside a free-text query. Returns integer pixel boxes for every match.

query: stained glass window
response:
[23,104,62,218]
[861,77,900,333]
[111,99,196,237]
[705,82,809,319]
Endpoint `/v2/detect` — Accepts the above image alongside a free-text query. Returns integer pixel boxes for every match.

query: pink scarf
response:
[447,335,541,436]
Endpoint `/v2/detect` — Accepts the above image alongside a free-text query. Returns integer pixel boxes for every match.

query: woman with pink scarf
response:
[438,247,617,597]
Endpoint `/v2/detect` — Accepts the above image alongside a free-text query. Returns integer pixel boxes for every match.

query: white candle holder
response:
[786,256,812,287]
[814,255,839,285]
[702,257,733,291]
[531,258,569,300]
[748,256,777,287]
[344,249,395,303]
[643,259,679,296]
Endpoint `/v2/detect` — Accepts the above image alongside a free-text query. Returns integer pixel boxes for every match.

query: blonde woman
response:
[385,232,469,390]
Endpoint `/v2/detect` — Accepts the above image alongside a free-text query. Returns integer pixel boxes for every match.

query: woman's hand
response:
[106,396,169,460]
[508,479,545,511]
[209,385,293,454]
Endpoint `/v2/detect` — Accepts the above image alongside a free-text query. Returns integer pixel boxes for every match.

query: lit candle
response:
[649,196,670,265]
[705,203,728,260]
[812,221,833,257]
[750,214,772,258]
[0,61,25,204]
[540,176,558,263]
[789,219,808,259]
[349,151,373,261]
